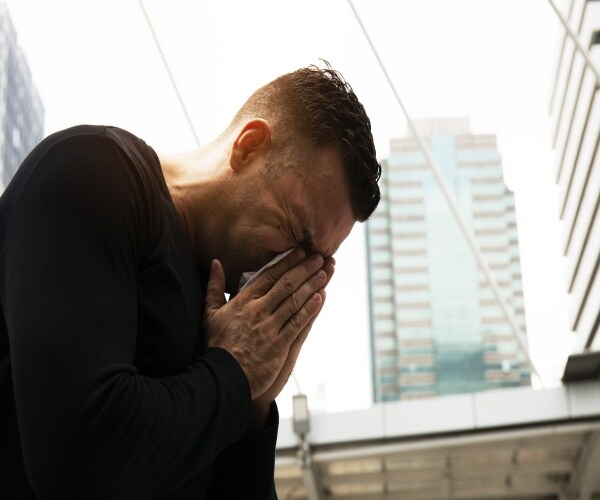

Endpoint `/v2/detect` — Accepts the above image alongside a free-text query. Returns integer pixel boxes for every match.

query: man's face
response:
[219,147,355,294]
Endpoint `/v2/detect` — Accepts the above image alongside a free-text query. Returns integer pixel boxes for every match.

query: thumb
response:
[205,259,226,314]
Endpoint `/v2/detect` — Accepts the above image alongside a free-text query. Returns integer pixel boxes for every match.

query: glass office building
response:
[0,3,44,191]
[367,118,529,402]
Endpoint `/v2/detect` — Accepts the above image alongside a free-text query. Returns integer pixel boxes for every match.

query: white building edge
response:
[549,0,600,357]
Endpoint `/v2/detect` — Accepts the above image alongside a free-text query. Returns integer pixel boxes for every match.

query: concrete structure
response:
[0,3,44,191]
[549,0,600,355]
[275,383,600,499]
[366,118,529,402]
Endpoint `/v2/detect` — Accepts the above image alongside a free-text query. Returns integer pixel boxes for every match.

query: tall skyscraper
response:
[367,118,529,402]
[549,0,599,354]
[0,3,44,190]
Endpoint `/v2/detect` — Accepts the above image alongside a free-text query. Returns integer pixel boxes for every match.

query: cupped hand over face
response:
[253,256,335,408]
[203,249,333,400]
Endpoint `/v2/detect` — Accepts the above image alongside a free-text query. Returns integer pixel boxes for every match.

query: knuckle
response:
[289,314,302,331]
[312,270,327,286]
[254,310,265,324]
[290,291,300,311]
[249,305,265,325]
[280,276,294,294]
[264,270,278,287]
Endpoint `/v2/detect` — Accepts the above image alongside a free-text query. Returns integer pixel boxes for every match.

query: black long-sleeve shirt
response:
[0,125,278,499]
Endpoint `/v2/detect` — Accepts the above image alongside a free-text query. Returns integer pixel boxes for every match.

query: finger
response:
[279,291,323,341]
[323,258,335,287]
[204,259,226,315]
[261,253,325,312]
[280,291,325,373]
[252,287,326,404]
[284,327,310,375]
[282,290,326,372]
[241,248,306,298]
[289,290,326,358]
[290,321,312,355]
[263,292,326,400]
[272,265,327,327]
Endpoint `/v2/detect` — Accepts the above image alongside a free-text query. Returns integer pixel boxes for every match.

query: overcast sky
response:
[4,0,575,416]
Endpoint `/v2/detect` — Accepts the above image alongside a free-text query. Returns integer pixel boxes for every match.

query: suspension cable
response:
[346,0,544,385]
[137,0,201,147]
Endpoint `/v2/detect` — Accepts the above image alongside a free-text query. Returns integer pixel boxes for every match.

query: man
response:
[0,64,380,498]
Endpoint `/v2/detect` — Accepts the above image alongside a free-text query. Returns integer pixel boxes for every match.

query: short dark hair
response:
[230,62,381,222]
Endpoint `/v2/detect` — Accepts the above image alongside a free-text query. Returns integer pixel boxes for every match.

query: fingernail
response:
[312,253,324,266]
[312,293,322,303]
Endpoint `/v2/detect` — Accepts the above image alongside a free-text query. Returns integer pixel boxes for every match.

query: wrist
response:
[249,400,272,429]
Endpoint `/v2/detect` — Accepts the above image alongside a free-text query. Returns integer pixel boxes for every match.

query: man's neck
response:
[157,142,231,281]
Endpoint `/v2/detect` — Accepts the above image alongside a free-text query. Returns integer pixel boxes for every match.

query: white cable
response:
[137,0,201,147]
[291,372,303,395]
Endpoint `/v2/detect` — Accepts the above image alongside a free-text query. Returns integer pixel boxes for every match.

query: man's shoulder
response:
[41,124,148,158]
[3,124,164,213]
[21,125,147,172]
[32,125,163,191]
[40,124,123,144]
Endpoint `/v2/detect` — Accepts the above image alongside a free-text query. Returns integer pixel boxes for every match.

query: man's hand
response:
[249,257,334,428]
[203,249,328,401]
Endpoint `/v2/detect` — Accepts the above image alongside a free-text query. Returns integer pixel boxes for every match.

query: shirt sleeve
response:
[1,133,251,499]
[208,401,279,499]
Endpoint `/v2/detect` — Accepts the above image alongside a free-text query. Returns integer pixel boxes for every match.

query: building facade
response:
[549,0,600,353]
[0,3,44,191]
[367,118,529,402]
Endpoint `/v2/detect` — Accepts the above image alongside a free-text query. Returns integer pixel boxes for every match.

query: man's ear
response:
[229,119,271,171]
